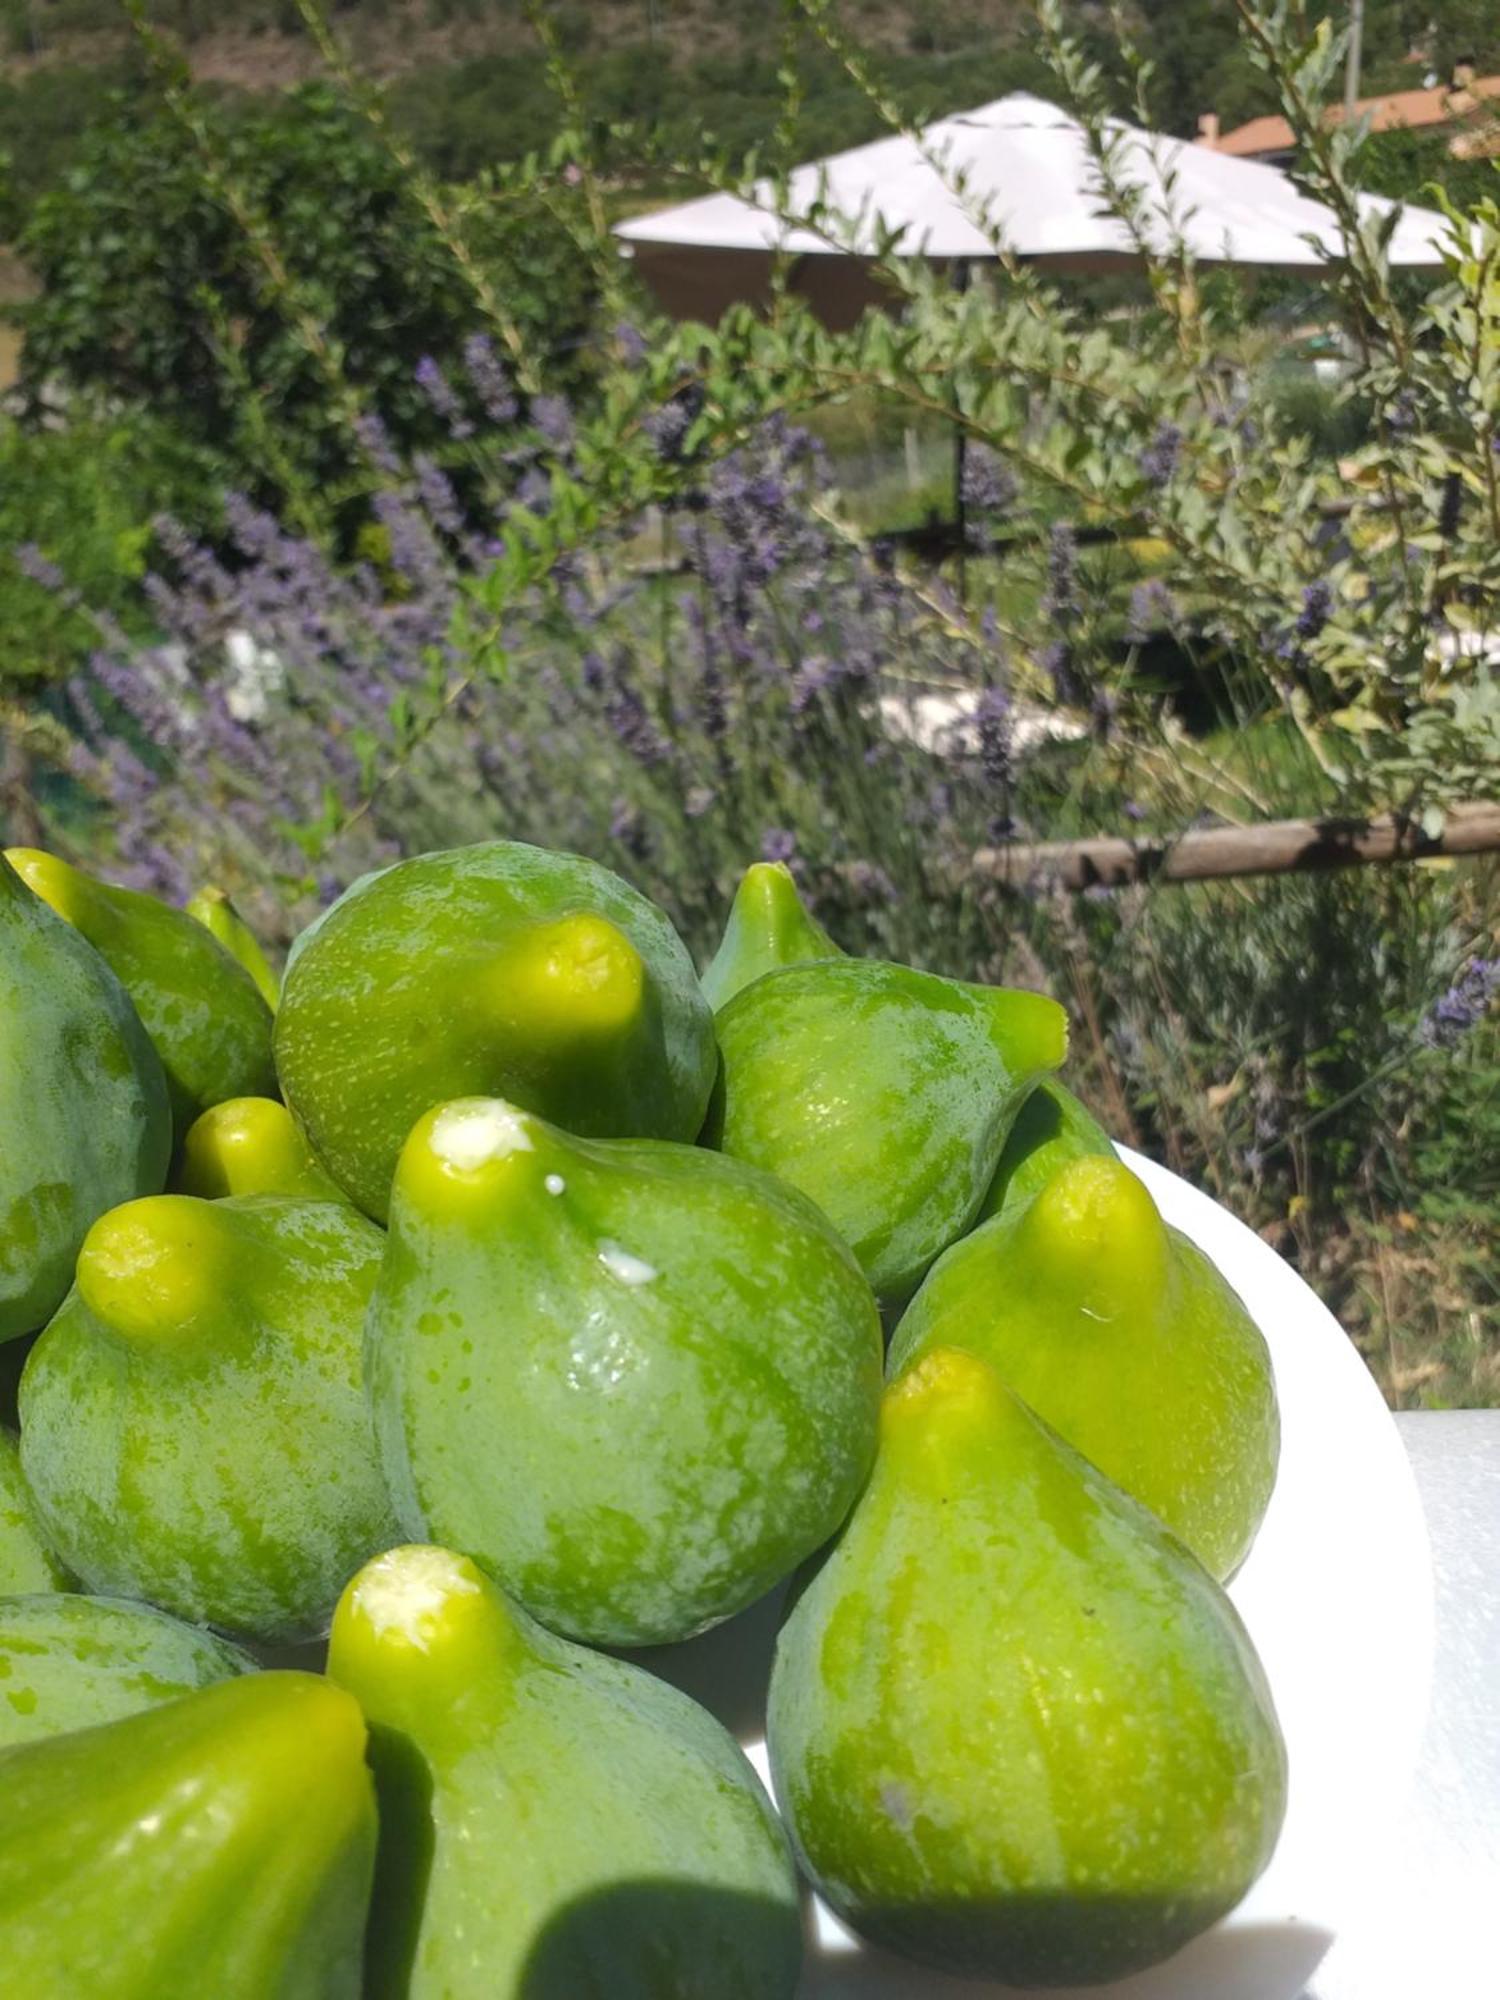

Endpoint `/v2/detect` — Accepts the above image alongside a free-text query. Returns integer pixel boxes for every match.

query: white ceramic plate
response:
[638,1150,1434,2000]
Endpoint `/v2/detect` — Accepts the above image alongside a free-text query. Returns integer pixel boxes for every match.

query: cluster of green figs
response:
[0,839,1287,1997]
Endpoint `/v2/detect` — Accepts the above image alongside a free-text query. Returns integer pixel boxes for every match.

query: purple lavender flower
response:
[760,828,797,864]
[462,334,519,426]
[614,321,649,367]
[960,444,1018,517]
[1139,423,1184,488]
[1296,579,1333,640]
[1127,580,1177,644]
[531,395,575,453]
[414,355,473,439]
[1419,959,1500,1049]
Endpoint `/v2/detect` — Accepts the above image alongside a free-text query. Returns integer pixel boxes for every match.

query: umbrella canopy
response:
[616,92,1452,326]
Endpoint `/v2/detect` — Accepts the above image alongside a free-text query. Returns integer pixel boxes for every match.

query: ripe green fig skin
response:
[0,1429,70,1594]
[0,857,171,1343]
[0,1671,376,2000]
[977,1077,1114,1223]
[6,848,276,1140]
[327,1544,802,2000]
[768,1350,1288,1988]
[370,1099,884,1646]
[700,861,842,1011]
[708,957,1069,1300]
[0,1591,255,1749]
[19,1194,399,1642]
[274,841,717,1222]
[890,1155,1279,1579]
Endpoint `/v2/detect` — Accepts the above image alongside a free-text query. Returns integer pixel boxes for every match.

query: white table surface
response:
[1301,1411,1499,2000]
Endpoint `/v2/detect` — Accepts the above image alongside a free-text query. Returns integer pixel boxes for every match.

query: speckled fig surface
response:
[0,856,171,1343]
[328,1545,802,2000]
[708,957,1068,1299]
[891,1154,1280,1578]
[19,1194,398,1641]
[700,861,841,1011]
[0,1592,254,1749]
[0,1671,376,2000]
[7,848,276,1140]
[0,1428,69,1594]
[369,1097,883,1646]
[274,841,717,1221]
[768,1349,1288,1987]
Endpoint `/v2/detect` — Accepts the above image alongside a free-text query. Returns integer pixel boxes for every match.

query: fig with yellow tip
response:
[977,1075,1114,1223]
[327,1544,801,1999]
[767,1347,1287,1986]
[0,1670,376,1999]
[890,1153,1278,1578]
[19,1193,398,1640]
[0,1592,254,1750]
[708,957,1069,1299]
[6,847,275,1139]
[701,860,841,1010]
[177,1096,350,1203]
[368,1096,882,1645]
[1,1428,69,1594]
[274,841,716,1221]
[184,885,281,1008]
[0,854,171,1342]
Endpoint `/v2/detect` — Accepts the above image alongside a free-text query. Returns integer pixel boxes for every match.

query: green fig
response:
[1,1429,69,1594]
[274,841,717,1222]
[709,958,1068,1299]
[19,1194,399,1641]
[890,1154,1278,1578]
[0,1592,254,1749]
[7,848,276,1139]
[328,1544,802,1999]
[177,1097,351,1204]
[369,1098,883,1645]
[701,860,841,1010]
[978,1076,1114,1223]
[0,1671,376,1999]
[185,885,281,1009]
[0,855,171,1342]
[768,1348,1287,1986]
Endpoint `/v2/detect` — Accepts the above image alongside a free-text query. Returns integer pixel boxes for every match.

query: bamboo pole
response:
[974,802,1500,891]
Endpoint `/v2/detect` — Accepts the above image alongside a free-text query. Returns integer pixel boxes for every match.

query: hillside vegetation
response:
[2,0,1498,226]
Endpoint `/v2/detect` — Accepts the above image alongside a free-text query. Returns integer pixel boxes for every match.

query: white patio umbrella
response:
[615,91,1452,328]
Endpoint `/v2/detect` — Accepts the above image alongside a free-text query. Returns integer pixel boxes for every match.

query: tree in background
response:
[14,83,597,514]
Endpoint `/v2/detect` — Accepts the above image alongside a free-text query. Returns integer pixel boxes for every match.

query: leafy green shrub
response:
[0,411,224,694]
[17,86,492,504]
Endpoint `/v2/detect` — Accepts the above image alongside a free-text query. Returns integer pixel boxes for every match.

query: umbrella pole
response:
[950,258,971,602]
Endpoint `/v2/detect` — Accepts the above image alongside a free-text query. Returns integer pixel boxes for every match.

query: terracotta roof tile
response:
[1208,76,1500,157]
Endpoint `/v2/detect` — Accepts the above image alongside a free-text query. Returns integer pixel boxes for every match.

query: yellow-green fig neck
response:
[1012,1155,1171,1321]
[969,983,1070,1083]
[74,1195,238,1350]
[178,1097,346,1203]
[393,1096,591,1228]
[877,1346,1035,1492]
[185,886,281,1009]
[5,847,107,938]
[702,862,840,1010]
[329,1545,532,1738]
[485,910,647,1047]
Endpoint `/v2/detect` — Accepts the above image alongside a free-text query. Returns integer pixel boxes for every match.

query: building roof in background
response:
[1208,75,1500,158]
